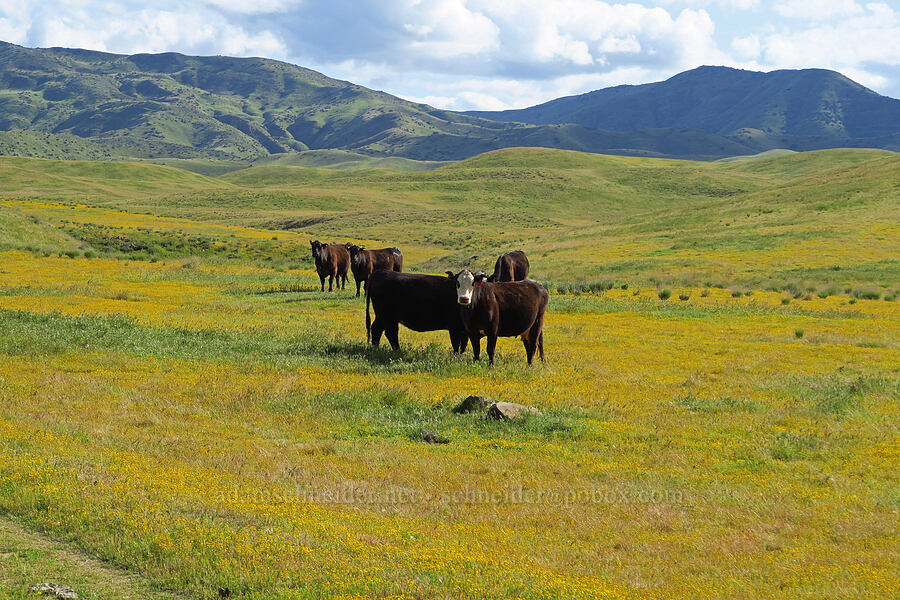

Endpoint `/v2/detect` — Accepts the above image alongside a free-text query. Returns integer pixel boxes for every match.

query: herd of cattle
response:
[310,241,548,365]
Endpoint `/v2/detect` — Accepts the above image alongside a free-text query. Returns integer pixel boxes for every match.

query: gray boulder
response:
[452,395,493,414]
[487,401,542,420]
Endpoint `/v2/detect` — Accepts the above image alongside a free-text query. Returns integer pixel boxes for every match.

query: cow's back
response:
[489,279,547,336]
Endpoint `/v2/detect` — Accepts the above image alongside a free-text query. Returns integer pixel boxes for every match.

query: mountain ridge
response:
[466,65,900,147]
[1,41,897,163]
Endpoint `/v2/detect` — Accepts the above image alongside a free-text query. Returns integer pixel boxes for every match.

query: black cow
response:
[347,243,403,297]
[487,250,530,282]
[449,269,547,365]
[366,270,467,353]
[310,240,350,292]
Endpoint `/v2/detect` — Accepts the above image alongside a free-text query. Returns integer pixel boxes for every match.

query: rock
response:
[421,431,449,444]
[29,583,79,600]
[452,395,493,414]
[487,401,542,421]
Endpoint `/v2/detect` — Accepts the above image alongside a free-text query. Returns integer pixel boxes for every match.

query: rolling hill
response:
[468,66,900,153]
[0,41,767,162]
[2,41,898,163]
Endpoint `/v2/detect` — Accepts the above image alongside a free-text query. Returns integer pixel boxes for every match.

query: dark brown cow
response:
[487,250,530,282]
[366,270,467,353]
[346,243,403,297]
[449,269,547,365]
[310,240,350,292]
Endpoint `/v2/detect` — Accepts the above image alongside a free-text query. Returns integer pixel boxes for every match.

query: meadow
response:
[0,148,897,599]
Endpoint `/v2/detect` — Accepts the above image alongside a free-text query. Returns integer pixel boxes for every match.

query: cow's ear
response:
[446,270,455,278]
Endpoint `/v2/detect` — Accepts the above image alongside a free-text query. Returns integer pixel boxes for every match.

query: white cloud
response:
[659,0,759,9]
[774,0,862,20]
[204,0,302,14]
[7,3,287,58]
[403,0,499,58]
[731,34,760,59]
[759,4,900,71]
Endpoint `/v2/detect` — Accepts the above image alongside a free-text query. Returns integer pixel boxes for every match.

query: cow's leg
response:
[384,322,400,351]
[319,273,326,292]
[355,279,361,297]
[370,318,384,347]
[451,329,468,354]
[470,335,481,362]
[328,273,334,292]
[486,333,498,366]
[521,329,536,365]
[538,331,544,362]
[341,273,347,290]
[532,313,546,363]
[449,330,460,353]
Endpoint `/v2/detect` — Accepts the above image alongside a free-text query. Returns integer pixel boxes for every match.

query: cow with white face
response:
[447,268,548,365]
[454,269,479,305]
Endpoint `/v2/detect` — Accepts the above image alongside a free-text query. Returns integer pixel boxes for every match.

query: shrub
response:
[632,289,640,296]
[658,289,671,300]
[853,288,881,300]
[781,298,790,305]
[731,290,742,298]
[849,298,857,305]
[701,289,710,297]
[885,294,896,302]
[63,250,78,259]
[817,291,829,298]
[744,290,753,297]
[620,283,628,290]
[679,293,689,301]
[795,329,804,339]
[83,250,96,259]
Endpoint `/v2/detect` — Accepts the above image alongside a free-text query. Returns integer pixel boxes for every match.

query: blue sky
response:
[2,1,898,110]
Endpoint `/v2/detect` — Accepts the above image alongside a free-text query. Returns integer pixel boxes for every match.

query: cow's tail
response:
[365,282,372,343]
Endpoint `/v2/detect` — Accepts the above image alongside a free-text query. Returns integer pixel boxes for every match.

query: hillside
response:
[1,41,764,162]
[3,147,897,294]
[0,146,897,598]
[468,66,900,153]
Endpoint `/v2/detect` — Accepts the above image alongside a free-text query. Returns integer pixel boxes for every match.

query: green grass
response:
[0,518,178,600]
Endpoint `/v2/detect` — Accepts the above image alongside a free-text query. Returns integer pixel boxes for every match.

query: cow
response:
[346,243,403,297]
[309,240,350,292]
[366,270,467,354]
[487,250,530,282]
[449,269,548,365]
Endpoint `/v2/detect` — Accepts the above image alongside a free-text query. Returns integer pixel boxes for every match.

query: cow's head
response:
[448,269,487,306]
[347,244,364,261]
[310,240,325,259]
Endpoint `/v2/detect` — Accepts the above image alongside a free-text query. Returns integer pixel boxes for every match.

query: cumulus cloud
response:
[758,4,899,73]
[0,0,898,109]
[4,1,288,57]
[773,0,862,21]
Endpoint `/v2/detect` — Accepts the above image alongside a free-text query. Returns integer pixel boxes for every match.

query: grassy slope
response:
[0,147,897,598]
[1,148,897,293]
[0,518,179,600]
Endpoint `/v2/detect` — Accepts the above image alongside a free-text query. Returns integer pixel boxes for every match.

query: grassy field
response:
[0,148,897,599]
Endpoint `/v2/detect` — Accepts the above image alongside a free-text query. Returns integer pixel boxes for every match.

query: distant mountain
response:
[0,42,896,163]
[467,66,900,153]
